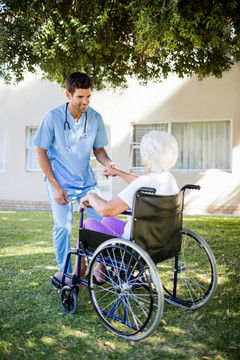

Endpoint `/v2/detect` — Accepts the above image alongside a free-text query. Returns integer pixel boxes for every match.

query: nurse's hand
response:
[104,162,117,179]
[54,186,69,205]
[108,161,116,169]
[103,166,119,178]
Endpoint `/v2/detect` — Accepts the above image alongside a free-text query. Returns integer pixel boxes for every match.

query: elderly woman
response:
[78,131,179,284]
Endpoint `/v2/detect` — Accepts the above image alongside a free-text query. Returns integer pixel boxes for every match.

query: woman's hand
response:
[78,195,89,212]
[104,165,118,178]
[103,161,117,179]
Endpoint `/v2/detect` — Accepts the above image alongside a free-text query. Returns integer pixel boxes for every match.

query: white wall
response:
[0,75,66,202]
[91,64,240,213]
[0,64,240,214]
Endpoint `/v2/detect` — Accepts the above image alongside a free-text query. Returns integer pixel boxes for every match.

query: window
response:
[26,127,41,171]
[130,121,231,171]
[0,132,6,171]
[130,123,168,169]
[90,125,112,198]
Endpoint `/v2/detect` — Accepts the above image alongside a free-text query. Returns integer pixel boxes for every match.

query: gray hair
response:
[140,131,178,172]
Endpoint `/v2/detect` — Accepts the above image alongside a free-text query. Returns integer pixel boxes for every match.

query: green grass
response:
[0,211,239,360]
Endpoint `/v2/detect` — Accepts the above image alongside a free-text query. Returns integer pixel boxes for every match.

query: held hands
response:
[104,162,118,179]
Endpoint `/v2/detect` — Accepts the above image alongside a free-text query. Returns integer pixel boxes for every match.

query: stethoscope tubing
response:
[64,102,87,138]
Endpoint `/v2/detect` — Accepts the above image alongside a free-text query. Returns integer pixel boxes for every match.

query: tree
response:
[0,0,240,89]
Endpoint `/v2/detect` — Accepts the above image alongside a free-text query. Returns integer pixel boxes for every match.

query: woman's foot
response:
[93,264,106,284]
[85,273,105,286]
[54,271,82,290]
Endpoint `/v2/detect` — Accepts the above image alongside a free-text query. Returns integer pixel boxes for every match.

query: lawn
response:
[0,211,239,360]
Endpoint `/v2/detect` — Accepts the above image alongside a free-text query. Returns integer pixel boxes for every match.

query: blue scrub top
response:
[34,103,109,192]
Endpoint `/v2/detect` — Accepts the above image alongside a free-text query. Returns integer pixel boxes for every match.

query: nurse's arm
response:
[79,193,129,217]
[93,147,115,167]
[36,146,69,205]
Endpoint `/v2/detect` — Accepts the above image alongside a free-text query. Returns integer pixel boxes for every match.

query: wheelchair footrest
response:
[50,276,62,290]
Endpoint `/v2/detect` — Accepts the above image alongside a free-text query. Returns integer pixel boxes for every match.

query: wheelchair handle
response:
[181,184,201,192]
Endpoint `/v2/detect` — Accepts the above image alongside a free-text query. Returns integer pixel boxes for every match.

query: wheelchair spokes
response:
[88,239,164,340]
[158,228,218,309]
[54,185,218,340]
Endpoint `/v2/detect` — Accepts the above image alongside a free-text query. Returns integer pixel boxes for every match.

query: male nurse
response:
[34,72,115,281]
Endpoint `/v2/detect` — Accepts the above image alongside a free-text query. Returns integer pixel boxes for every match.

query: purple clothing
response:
[83,217,126,238]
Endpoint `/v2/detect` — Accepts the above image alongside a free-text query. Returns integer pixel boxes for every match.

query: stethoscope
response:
[64,102,87,151]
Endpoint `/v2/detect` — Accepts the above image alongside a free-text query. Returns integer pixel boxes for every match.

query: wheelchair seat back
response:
[131,188,183,264]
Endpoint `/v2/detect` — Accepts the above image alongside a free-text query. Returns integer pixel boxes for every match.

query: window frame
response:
[25,126,41,172]
[130,122,169,171]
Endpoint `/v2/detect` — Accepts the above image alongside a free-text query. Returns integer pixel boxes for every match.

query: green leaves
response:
[0,0,240,89]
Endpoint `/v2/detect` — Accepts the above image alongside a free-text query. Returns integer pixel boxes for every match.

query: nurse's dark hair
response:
[65,72,92,94]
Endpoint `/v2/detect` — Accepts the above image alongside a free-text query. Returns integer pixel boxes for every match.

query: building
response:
[0,64,240,215]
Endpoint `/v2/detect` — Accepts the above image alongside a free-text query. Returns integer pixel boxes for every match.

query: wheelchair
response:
[51,185,218,341]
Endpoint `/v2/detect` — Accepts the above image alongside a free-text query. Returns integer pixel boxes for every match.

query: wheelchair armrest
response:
[79,202,132,227]
[83,201,92,208]
[122,210,132,216]
[79,202,92,227]
[83,200,132,216]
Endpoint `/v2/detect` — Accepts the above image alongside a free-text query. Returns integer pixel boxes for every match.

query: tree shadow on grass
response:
[0,250,239,360]
[0,214,239,359]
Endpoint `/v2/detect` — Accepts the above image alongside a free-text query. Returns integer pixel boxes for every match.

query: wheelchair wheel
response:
[60,286,78,314]
[158,227,218,309]
[89,239,164,341]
